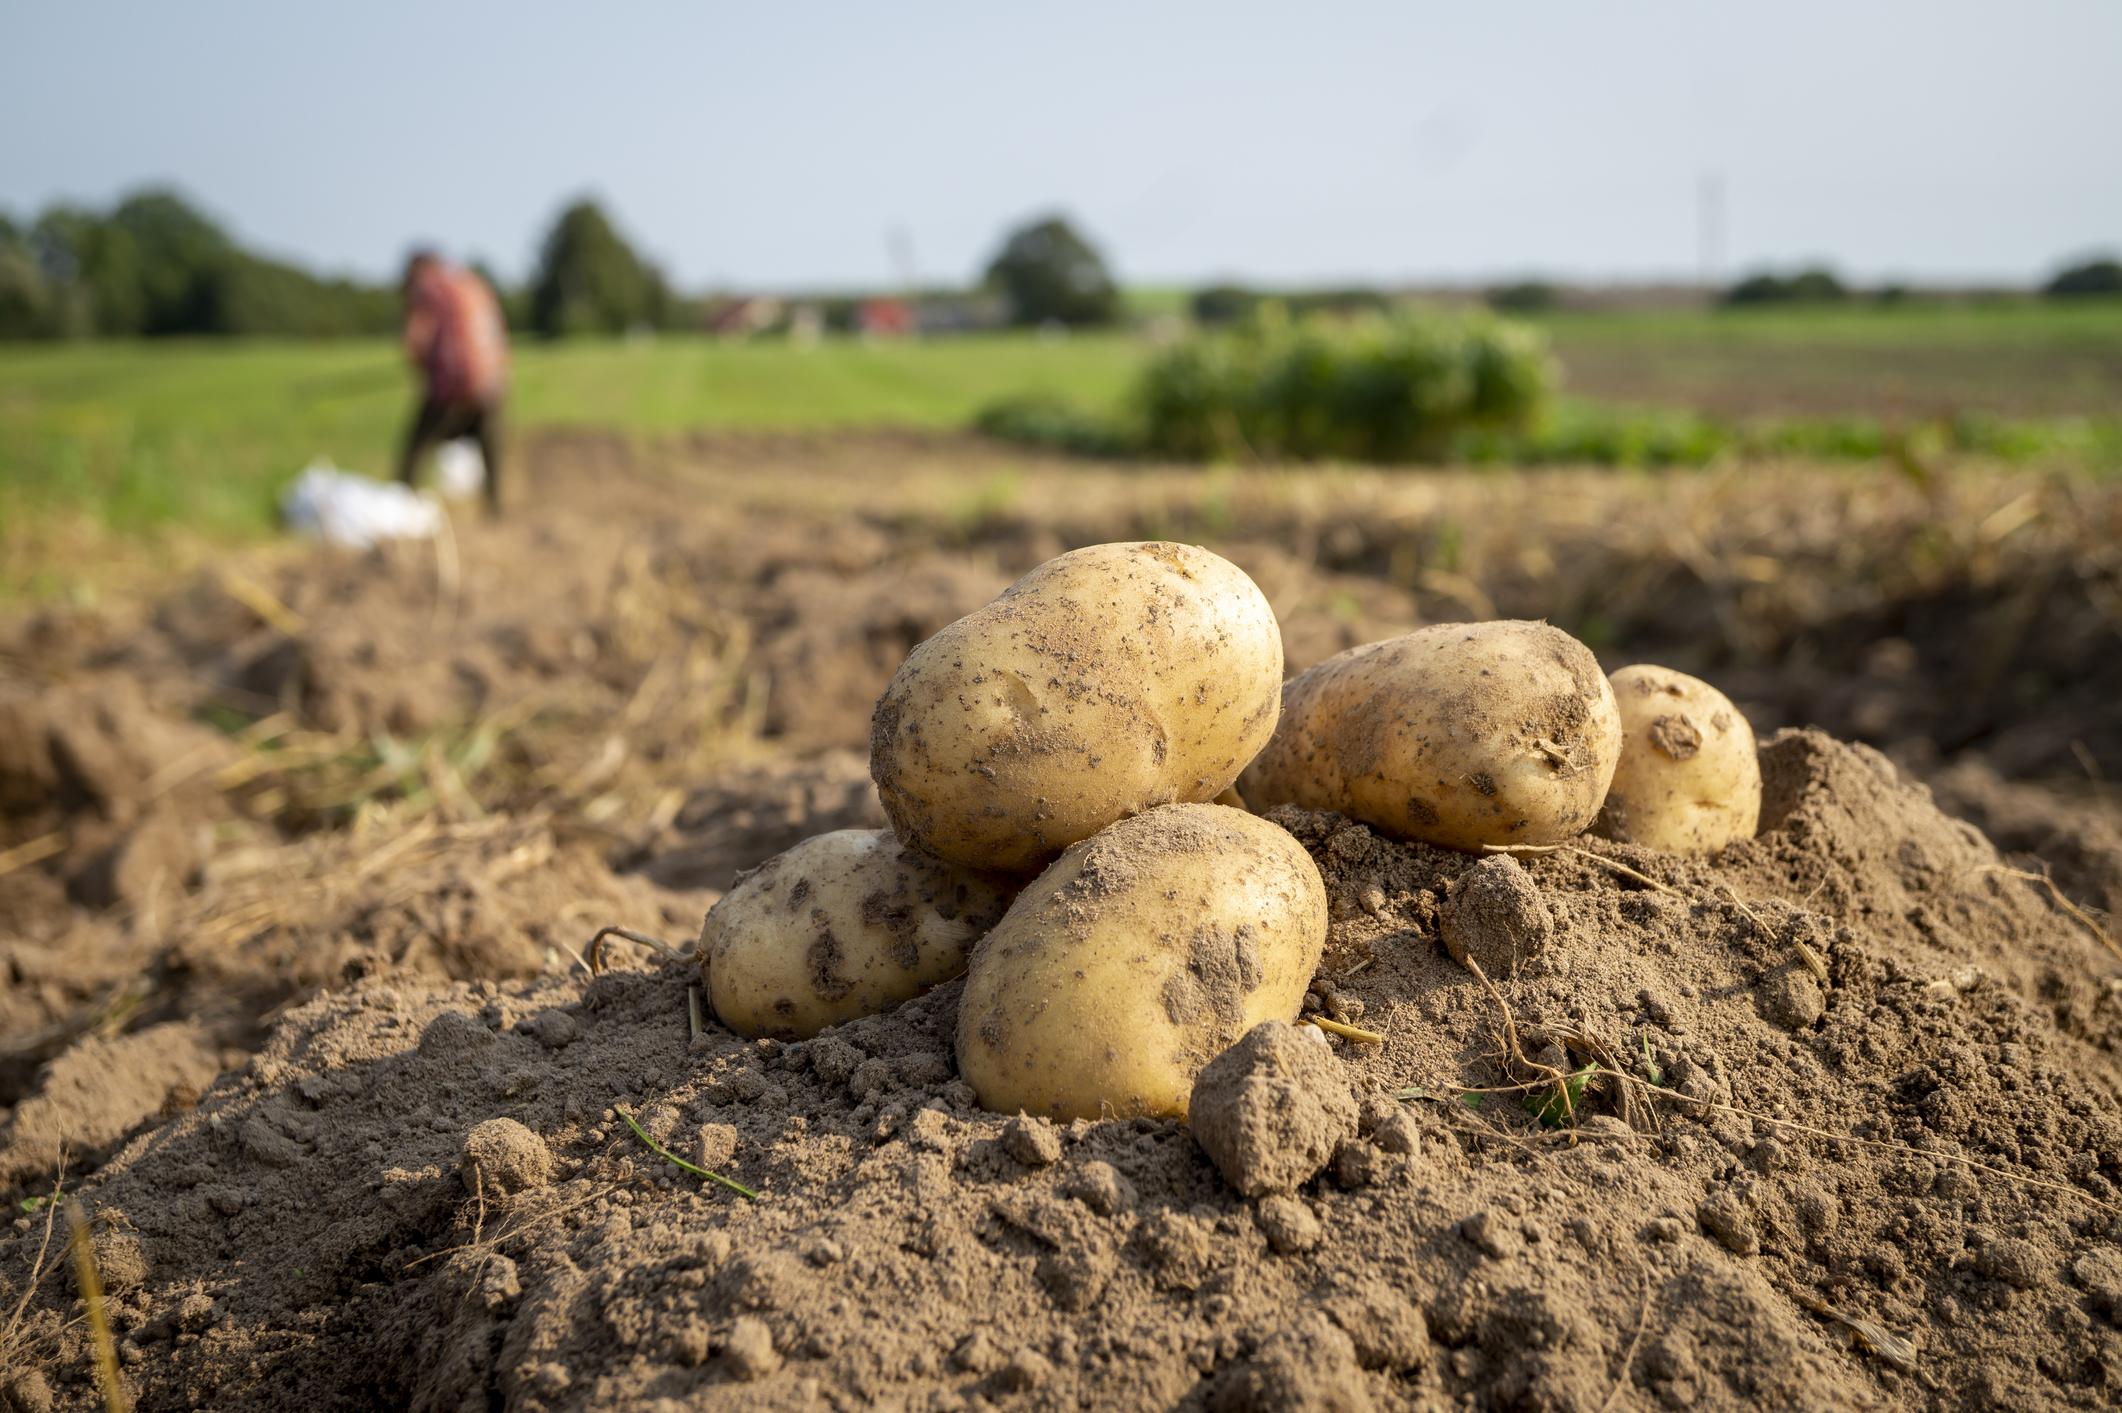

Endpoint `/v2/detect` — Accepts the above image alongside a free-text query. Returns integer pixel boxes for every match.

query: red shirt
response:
[405,263,508,406]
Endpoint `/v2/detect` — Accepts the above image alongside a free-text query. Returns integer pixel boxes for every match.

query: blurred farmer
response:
[398,250,509,515]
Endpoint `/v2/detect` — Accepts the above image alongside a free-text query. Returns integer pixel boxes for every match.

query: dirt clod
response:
[1755,965,1827,1030]
[1062,1159,1133,1215]
[696,1123,739,1170]
[1209,1311,1373,1413]
[1254,1193,1323,1254]
[1368,1108,1419,1156]
[67,807,202,914]
[724,1315,781,1381]
[1976,1237,2045,1291]
[86,1227,148,1293]
[1190,1022,1359,1196]
[1696,1190,1760,1257]
[460,1117,555,1196]
[1001,1113,1063,1167]
[952,1329,1004,1374]
[1439,854,1555,976]
[1319,1278,1430,1371]
[2073,1250,2122,1321]
[0,1371,55,1413]
[1461,1209,1524,1260]
[994,1346,1054,1393]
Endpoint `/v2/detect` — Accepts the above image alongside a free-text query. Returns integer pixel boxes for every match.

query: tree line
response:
[1,184,2113,342]
[0,188,1123,340]
[0,190,401,339]
[0,189,699,341]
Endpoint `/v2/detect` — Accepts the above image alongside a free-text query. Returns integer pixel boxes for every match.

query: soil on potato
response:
[3,431,2120,1410]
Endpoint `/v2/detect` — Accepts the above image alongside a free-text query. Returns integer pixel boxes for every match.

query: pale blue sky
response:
[5,1,2118,290]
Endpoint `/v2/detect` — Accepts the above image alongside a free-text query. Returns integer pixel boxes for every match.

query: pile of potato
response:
[698,540,1761,1122]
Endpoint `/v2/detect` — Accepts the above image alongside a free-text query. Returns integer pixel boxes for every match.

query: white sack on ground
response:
[435,439,486,500]
[280,463,442,549]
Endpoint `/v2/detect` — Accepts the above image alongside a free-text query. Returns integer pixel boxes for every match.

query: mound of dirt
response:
[7,435,2122,1407]
[7,730,2118,1410]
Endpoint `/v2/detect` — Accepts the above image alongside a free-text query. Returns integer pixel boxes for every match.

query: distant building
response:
[914,292,1009,335]
[858,298,916,339]
[705,296,784,340]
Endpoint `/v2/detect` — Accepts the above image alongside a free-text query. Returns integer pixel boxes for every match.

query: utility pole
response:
[887,226,917,295]
[1697,170,1726,295]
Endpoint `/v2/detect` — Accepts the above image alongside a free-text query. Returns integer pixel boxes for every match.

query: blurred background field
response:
[0,334,1145,587]
[8,297,2120,601]
[1542,301,2122,416]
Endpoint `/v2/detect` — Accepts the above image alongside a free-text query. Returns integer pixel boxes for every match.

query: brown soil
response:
[3,431,2120,1409]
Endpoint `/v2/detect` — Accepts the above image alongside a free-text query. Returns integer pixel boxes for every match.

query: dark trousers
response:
[398,397,503,516]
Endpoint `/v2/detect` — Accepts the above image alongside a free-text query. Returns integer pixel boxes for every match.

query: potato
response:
[871,542,1283,874]
[700,830,1016,1040]
[1593,665,1760,853]
[956,804,1327,1121]
[1238,620,1621,850]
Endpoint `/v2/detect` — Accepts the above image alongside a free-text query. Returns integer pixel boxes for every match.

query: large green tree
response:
[1722,266,1848,307]
[526,199,671,337]
[107,189,235,333]
[0,215,54,338]
[30,204,142,335]
[983,215,1119,327]
[2045,256,2122,298]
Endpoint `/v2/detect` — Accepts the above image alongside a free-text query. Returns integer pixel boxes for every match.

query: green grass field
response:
[1542,300,2122,417]
[0,334,1145,546]
[4,300,2118,598]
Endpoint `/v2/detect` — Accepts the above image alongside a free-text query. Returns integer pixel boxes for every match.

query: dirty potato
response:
[1594,665,1760,853]
[870,542,1283,874]
[1239,620,1622,850]
[701,830,1016,1040]
[956,804,1327,1121]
